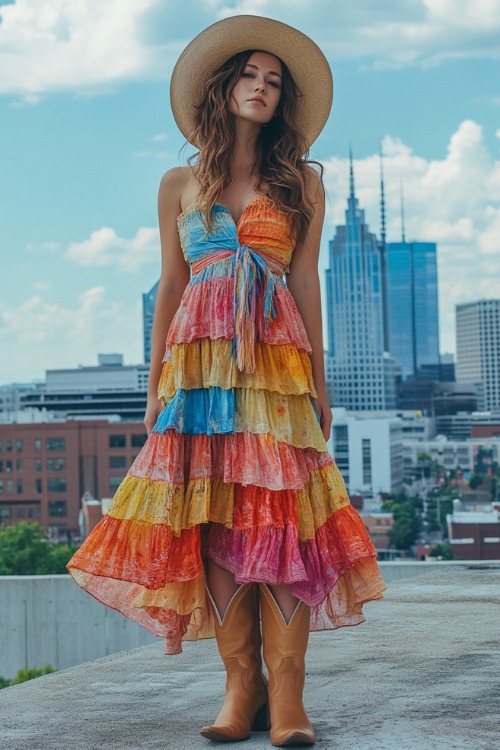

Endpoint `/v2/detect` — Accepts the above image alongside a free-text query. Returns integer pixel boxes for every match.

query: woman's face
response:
[229,51,282,125]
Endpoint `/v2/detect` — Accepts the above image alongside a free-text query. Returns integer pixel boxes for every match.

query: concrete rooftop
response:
[1,565,500,750]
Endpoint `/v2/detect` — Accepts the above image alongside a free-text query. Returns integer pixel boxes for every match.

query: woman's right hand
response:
[144,394,164,435]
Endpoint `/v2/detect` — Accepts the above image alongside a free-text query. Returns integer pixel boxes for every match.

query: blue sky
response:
[1,0,500,383]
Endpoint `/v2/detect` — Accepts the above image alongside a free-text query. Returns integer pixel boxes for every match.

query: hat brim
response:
[170,15,333,148]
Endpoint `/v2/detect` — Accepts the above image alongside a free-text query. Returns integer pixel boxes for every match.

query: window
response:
[0,461,2,472]
[109,476,124,492]
[109,456,127,469]
[5,460,12,473]
[17,479,23,494]
[362,438,372,485]
[6,440,12,452]
[48,501,67,517]
[34,439,41,451]
[131,433,147,448]
[47,438,66,451]
[16,439,23,452]
[48,478,67,493]
[0,507,11,519]
[47,458,66,472]
[16,508,26,519]
[36,479,42,494]
[7,479,13,493]
[16,459,23,472]
[109,434,126,448]
[35,459,42,472]
[0,480,3,494]
[0,440,2,451]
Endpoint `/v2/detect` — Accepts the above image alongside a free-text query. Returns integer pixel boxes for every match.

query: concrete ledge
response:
[1,567,499,750]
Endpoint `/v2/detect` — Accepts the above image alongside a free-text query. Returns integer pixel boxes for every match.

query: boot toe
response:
[271,726,316,746]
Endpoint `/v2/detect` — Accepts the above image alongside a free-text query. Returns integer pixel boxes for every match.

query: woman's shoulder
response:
[303,163,324,196]
[159,166,192,193]
[158,166,197,213]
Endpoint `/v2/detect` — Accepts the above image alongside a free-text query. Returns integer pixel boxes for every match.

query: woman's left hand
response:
[313,391,333,442]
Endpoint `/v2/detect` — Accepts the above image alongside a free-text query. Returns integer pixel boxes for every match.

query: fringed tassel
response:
[233,244,278,373]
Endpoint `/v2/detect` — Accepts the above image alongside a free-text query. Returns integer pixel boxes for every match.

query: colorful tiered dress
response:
[67,196,386,655]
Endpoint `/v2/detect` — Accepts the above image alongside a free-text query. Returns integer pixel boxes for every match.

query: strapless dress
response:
[67,196,386,654]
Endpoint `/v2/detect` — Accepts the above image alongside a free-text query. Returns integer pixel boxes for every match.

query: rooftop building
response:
[456,299,500,411]
[0,419,147,539]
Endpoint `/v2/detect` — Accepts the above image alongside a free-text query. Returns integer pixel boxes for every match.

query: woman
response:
[68,15,386,747]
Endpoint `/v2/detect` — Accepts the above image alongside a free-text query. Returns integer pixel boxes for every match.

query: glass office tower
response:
[325,158,396,410]
[387,242,439,380]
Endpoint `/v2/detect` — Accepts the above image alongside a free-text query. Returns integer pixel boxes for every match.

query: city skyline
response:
[1,1,500,383]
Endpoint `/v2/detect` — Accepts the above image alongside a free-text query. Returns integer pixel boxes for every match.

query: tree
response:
[428,542,454,560]
[382,495,421,551]
[0,522,78,576]
[0,664,55,690]
[469,473,485,490]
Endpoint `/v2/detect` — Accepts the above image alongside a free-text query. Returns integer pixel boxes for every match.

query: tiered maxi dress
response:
[67,196,386,655]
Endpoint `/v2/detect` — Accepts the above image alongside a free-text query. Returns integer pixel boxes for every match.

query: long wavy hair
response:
[187,50,324,246]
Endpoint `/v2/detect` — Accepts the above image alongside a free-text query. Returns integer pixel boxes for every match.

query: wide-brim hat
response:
[170,15,333,148]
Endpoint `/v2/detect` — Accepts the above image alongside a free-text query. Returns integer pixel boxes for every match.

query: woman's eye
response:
[268,81,281,89]
[242,72,254,78]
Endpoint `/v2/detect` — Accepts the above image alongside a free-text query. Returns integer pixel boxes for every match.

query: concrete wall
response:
[1,561,499,680]
[0,576,156,680]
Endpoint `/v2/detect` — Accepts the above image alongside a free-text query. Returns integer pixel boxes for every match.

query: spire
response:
[349,145,355,199]
[400,179,406,242]
[379,141,386,245]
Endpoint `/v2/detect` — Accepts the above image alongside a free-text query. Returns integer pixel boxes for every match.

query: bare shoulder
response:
[159,166,198,215]
[303,164,325,205]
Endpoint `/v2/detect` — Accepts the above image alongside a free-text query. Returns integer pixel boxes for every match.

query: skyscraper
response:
[387,240,440,380]
[325,154,396,411]
[456,299,500,411]
[142,280,159,365]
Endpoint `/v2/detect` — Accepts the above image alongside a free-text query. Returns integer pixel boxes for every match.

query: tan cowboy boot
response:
[200,583,270,742]
[259,583,315,747]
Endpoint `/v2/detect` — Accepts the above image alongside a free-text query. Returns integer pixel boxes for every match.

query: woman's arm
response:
[144,167,191,434]
[286,171,332,441]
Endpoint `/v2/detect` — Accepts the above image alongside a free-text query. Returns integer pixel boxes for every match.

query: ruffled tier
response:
[159,339,317,398]
[154,387,325,450]
[108,463,349,535]
[68,502,385,654]
[127,431,334,489]
[166,277,312,351]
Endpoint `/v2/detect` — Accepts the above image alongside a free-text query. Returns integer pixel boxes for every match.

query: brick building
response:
[447,501,500,560]
[0,420,147,540]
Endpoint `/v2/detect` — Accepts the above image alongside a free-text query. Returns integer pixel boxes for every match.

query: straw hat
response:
[170,15,333,148]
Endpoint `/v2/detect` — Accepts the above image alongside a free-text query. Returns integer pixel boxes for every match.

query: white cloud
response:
[0,0,160,95]
[0,287,142,381]
[321,119,500,353]
[65,226,159,272]
[1,0,500,96]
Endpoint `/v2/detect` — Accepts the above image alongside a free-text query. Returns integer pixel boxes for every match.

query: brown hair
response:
[187,50,324,245]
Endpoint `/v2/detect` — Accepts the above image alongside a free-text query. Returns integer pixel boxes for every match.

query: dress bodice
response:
[176,196,296,375]
[177,196,295,277]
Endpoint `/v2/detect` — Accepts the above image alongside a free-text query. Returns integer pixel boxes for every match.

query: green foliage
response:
[469,473,486,490]
[382,494,421,551]
[428,542,454,560]
[0,522,78,576]
[0,664,55,689]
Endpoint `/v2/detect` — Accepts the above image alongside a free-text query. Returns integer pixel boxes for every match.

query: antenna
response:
[400,179,406,243]
[349,145,355,199]
[379,141,386,245]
